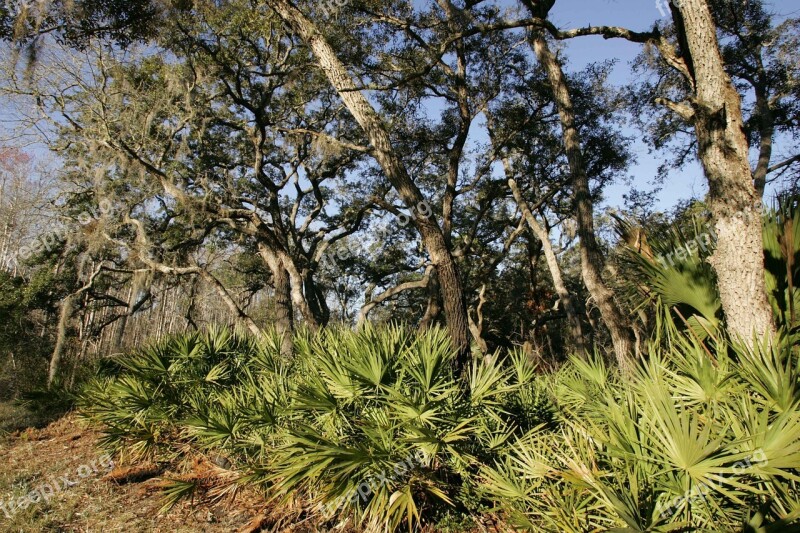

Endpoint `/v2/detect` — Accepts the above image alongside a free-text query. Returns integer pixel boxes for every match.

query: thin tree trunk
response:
[48,257,102,387]
[467,285,489,354]
[199,270,262,337]
[752,85,774,199]
[49,292,74,387]
[110,284,134,352]
[268,0,471,373]
[357,266,434,328]
[507,176,586,355]
[531,34,637,370]
[419,271,442,330]
[674,0,775,342]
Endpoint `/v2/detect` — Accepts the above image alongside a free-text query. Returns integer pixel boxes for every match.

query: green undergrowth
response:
[79,324,800,532]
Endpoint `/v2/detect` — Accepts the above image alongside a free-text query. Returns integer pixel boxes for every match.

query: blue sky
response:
[547,0,800,213]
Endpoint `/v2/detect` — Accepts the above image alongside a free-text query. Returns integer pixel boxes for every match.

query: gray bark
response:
[674,0,775,342]
[531,34,637,370]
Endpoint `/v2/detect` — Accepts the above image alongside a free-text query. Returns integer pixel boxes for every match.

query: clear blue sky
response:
[548,0,800,213]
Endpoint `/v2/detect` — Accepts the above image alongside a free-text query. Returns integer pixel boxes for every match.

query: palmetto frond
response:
[79,322,800,531]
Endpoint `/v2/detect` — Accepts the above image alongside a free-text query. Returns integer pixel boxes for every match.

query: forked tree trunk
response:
[673,0,775,342]
[278,251,321,331]
[531,34,637,370]
[467,285,489,354]
[268,0,471,371]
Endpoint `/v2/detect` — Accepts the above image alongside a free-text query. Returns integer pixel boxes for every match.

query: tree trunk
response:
[110,284,134,352]
[259,245,295,358]
[507,177,586,355]
[279,252,321,330]
[49,256,100,387]
[419,271,442,330]
[467,285,489,354]
[358,267,434,328]
[752,85,773,199]
[675,0,775,342]
[304,274,330,327]
[268,0,470,370]
[531,34,637,370]
[48,293,75,387]
[199,270,263,337]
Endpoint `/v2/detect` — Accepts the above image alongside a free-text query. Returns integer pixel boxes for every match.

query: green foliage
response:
[0,270,53,399]
[763,196,800,332]
[79,324,551,531]
[615,211,721,342]
[617,194,800,342]
[480,325,800,531]
[80,323,800,531]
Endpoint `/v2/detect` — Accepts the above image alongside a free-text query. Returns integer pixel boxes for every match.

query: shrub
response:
[81,322,800,531]
[480,330,800,531]
[79,324,549,531]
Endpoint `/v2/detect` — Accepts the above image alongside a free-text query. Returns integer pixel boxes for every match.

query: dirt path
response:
[0,413,266,533]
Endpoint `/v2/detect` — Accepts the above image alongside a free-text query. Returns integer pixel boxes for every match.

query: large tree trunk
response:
[531,34,637,370]
[268,0,470,371]
[671,0,775,342]
[259,245,295,358]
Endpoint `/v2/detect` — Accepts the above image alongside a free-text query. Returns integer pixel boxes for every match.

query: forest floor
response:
[0,403,494,533]
[0,404,291,533]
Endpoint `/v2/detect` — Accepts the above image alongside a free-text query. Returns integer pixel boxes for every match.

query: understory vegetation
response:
[79,320,800,531]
